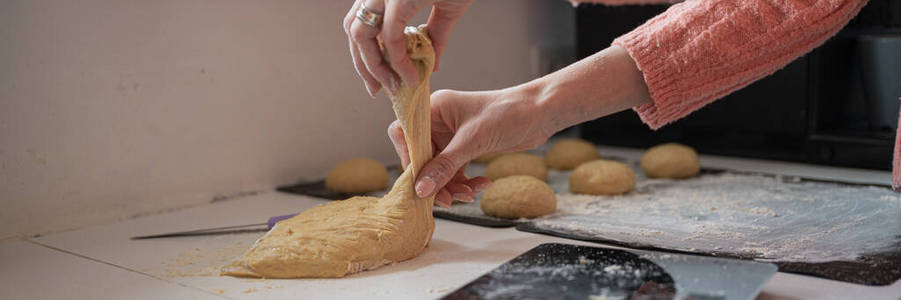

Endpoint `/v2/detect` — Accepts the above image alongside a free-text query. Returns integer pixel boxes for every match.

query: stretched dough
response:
[221,25,436,278]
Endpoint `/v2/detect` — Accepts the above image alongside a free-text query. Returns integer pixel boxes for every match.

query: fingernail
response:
[416,177,436,197]
[452,193,474,203]
[438,200,452,209]
[367,85,381,99]
[473,182,492,193]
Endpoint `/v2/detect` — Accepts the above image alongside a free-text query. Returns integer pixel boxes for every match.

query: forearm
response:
[518,45,652,134]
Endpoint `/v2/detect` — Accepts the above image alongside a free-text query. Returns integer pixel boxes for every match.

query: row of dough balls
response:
[477,140,700,220]
[321,138,623,193]
[479,138,602,182]
[322,140,700,221]
[476,139,595,220]
[321,138,615,193]
[570,142,701,195]
[477,139,701,192]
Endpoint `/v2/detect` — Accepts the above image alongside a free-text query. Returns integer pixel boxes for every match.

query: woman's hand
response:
[343,0,473,98]
[388,87,557,207]
[386,46,653,208]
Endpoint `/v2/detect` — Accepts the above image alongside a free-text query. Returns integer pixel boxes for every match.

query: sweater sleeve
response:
[605,0,867,129]
[574,0,900,187]
[570,0,681,5]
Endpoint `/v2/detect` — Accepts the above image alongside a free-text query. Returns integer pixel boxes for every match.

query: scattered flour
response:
[448,155,900,264]
[536,170,901,263]
[155,239,250,277]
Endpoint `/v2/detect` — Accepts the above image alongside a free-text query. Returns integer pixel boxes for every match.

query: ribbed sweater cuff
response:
[613,31,694,130]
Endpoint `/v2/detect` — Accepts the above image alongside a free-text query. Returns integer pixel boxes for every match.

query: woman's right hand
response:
[343,0,473,98]
[388,86,558,207]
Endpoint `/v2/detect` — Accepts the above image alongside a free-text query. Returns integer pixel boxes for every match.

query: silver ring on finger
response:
[355,3,383,27]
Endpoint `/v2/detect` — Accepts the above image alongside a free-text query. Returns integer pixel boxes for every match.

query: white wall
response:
[0,0,574,238]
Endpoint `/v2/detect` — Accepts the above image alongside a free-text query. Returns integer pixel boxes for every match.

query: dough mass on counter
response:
[221,25,437,278]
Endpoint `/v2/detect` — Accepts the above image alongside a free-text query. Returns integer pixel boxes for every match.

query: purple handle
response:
[267,213,299,229]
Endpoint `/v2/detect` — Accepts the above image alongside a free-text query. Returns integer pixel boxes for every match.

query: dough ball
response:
[325,158,389,193]
[545,138,600,170]
[640,143,700,179]
[481,175,556,219]
[569,160,636,195]
[484,153,547,181]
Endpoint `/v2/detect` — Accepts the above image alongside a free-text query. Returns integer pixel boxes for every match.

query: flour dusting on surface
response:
[454,155,901,263]
[538,168,901,263]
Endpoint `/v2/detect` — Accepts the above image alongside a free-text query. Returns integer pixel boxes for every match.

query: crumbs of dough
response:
[156,240,248,277]
[427,287,453,293]
[578,256,595,264]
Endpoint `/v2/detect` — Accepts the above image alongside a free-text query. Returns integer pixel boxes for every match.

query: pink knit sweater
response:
[572,0,898,187]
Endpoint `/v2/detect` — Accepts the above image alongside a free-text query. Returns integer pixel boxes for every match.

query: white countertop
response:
[2,147,900,299]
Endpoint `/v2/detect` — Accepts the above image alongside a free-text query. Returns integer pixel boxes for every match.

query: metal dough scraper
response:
[443,243,777,300]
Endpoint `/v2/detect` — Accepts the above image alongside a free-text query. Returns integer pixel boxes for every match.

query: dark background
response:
[576,0,901,170]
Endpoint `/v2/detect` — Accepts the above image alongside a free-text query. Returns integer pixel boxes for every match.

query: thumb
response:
[414,133,475,198]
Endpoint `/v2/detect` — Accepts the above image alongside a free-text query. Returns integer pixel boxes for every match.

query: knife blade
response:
[130,213,298,239]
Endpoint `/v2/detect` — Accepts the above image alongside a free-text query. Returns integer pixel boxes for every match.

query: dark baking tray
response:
[517,171,900,286]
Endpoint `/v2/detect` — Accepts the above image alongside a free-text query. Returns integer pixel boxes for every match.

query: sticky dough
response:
[221,25,436,278]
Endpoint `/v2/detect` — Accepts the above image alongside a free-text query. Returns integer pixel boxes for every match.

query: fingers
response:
[350,0,402,94]
[381,0,422,87]
[387,120,410,169]
[435,188,452,208]
[434,175,489,207]
[426,2,471,72]
[349,39,382,97]
[466,176,492,193]
[444,173,490,204]
[445,169,474,203]
[345,0,380,98]
[342,0,362,35]
[445,183,474,202]
[414,132,475,198]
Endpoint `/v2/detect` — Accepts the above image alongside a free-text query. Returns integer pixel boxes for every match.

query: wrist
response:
[517,72,582,135]
[504,81,563,140]
[519,45,653,135]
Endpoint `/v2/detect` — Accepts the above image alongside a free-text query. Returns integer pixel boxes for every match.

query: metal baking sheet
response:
[517,161,901,286]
